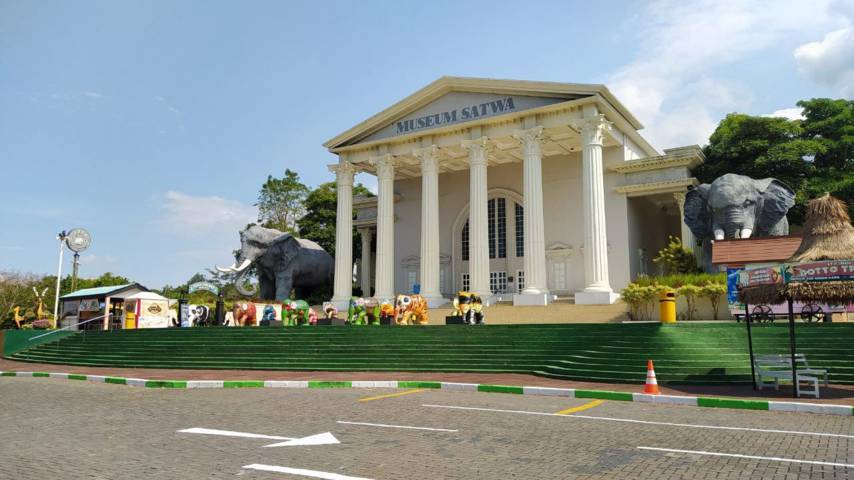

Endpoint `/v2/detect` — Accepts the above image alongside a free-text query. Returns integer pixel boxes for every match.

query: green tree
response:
[256,169,310,233]
[298,181,374,258]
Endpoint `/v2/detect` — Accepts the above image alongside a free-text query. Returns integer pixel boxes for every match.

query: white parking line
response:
[337,420,458,432]
[177,427,293,441]
[422,404,854,439]
[243,463,373,479]
[637,446,854,469]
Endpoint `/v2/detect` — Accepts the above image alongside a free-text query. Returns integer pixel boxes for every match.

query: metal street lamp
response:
[53,228,91,328]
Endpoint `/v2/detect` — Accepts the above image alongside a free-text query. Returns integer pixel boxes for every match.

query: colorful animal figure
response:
[282,300,299,326]
[261,305,277,323]
[322,302,338,321]
[234,302,257,326]
[12,306,26,329]
[379,299,395,325]
[188,305,210,326]
[468,294,485,325]
[394,294,428,325]
[293,300,311,325]
[452,291,473,317]
[307,307,318,325]
[363,298,381,325]
[348,297,368,325]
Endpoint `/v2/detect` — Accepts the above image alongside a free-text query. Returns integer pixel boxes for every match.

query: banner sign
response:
[79,298,100,312]
[136,299,170,329]
[740,265,785,287]
[189,281,219,295]
[727,267,745,312]
[786,260,854,283]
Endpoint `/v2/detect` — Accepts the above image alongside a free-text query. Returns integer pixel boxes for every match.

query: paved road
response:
[1,378,852,479]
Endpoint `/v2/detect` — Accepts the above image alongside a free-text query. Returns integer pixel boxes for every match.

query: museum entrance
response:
[456,190,525,295]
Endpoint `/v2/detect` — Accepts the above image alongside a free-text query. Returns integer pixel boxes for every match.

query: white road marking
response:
[263,432,340,448]
[637,446,854,469]
[243,463,373,479]
[422,404,854,439]
[337,420,458,432]
[178,427,293,441]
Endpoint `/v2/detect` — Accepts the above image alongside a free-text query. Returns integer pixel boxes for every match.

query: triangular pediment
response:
[324,77,643,149]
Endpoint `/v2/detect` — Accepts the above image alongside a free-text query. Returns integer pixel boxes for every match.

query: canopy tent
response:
[738,194,854,397]
[123,291,173,329]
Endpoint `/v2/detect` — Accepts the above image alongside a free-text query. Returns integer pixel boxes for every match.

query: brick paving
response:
[2,357,853,405]
[0,377,852,479]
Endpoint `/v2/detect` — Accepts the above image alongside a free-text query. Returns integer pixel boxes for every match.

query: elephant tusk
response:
[216,261,237,273]
[740,228,752,239]
[714,229,725,240]
[233,258,253,272]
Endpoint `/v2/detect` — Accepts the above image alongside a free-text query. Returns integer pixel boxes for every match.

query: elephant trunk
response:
[233,265,258,297]
[713,205,755,239]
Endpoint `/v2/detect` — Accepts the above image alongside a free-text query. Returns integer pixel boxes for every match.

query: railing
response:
[28,313,112,343]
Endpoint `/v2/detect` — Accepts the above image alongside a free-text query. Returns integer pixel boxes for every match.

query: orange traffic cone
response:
[644,359,661,394]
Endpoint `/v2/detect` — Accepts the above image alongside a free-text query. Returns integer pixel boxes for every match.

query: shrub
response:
[653,236,702,275]
[621,283,659,321]
[676,284,702,321]
[700,283,728,320]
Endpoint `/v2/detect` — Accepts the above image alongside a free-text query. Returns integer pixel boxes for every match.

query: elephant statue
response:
[394,294,428,325]
[216,225,334,302]
[684,174,795,241]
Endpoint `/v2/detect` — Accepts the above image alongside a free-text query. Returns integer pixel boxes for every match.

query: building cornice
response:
[615,178,700,197]
[609,146,704,174]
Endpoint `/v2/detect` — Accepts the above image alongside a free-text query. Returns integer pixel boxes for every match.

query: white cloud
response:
[762,107,805,120]
[794,26,854,97]
[609,0,839,148]
[156,191,257,237]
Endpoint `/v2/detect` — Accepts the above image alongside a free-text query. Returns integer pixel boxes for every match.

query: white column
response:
[358,227,373,297]
[374,154,396,300]
[330,161,355,307]
[513,126,550,305]
[414,145,444,307]
[571,113,618,304]
[462,137,492,300]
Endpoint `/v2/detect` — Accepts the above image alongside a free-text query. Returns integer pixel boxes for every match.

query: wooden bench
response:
[754,354,829,398]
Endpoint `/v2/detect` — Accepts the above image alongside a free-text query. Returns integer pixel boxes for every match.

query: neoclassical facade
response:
[325,77,703,307]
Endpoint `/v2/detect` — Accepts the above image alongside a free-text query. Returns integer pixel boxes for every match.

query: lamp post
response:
[53,230,68,329]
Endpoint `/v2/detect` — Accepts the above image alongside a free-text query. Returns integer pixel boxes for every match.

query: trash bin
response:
[659,291,676,323]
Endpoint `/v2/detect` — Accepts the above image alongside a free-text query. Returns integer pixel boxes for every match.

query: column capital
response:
[513,126,544,157]
[569,114,613,146]
[462,136,491,166]
[370,154,396,180]
[356,226,374,236]
[413,145,440,174]
[329,161,355,185]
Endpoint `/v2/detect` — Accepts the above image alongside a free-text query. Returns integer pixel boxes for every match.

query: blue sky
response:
[1,0,853,288]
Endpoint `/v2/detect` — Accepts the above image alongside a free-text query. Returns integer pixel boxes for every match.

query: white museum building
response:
[325,77,703,307]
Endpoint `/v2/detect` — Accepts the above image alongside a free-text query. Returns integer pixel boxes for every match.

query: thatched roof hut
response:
[739,193,854,305]
[788,193,854,263]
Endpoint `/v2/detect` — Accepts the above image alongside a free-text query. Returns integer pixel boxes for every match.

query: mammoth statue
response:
[216,225,334,302]
[684,173,795,241]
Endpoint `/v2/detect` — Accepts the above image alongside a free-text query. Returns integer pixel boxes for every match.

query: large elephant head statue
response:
[216,225,334,301]
[684,173,795,241]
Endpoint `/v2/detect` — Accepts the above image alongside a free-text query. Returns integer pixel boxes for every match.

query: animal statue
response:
[394,294,428,325]
[12,306,27,329]
[452,291,472,317]
[685,174,795,241]
[32,287,49,321]
[234,302,257,326]
[307,307,318,325]
[468,294,485,325]
[223,311,235,326]
[188,305,210,326]
[379,300,395,325]
[364,298,381,325]
[293,300,311,325]
[684,174,796,271]
[322,302,339,321]
[451,291,485,325]
[216,225,334,302]
[348,297,368,325]
[282,300,298,326]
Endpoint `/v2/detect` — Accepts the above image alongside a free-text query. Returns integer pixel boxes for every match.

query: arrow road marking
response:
[243,463,373,479]
[178,427,294,441]
[263,432,340,448]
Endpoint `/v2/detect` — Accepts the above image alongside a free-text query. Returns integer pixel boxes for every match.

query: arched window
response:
[515,202,524,257]
[461,220,469,261]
